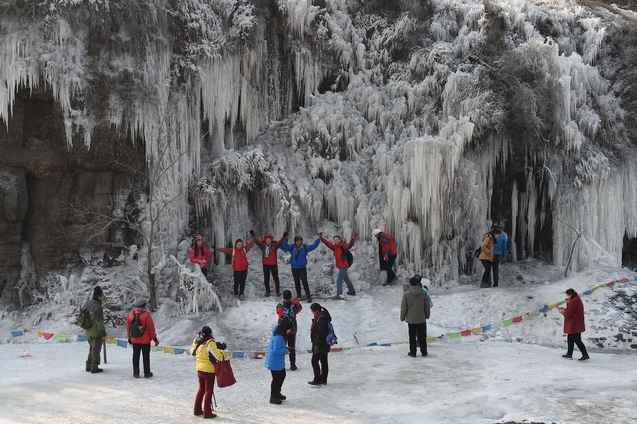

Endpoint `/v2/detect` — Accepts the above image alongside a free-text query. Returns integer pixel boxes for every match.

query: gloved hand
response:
[283,231,289,238]
[249,229,255,237]
[318,232,323,238]
[128,338,132,345]
[216,341,227,350]
[352,232,359,239]
[154,338,159,346]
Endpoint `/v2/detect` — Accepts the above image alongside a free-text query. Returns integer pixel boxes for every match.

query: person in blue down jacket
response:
[492,227,507,287]
[281,235,320,302]
[264,320,294,405]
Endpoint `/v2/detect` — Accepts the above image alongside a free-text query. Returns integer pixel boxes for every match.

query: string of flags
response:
[6,276,636,359]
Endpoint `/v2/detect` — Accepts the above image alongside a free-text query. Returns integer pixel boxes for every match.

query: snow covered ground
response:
[1,262,636,423]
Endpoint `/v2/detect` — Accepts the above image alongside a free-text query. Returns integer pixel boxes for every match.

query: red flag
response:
[42,332,54,340]
[512,316,522,323]
[460,330,472,336]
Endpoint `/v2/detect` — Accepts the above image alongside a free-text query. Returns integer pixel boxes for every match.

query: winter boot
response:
[270,395,282,405]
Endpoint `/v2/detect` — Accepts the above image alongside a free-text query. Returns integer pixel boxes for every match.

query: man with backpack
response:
[318,232,358,300]
[82,286,107,373]
[372,229,398,285]
[276,290,303,370]
[281,234,321,302]
[126,299,159,378]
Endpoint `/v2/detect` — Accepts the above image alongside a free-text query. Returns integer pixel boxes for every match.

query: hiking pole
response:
[213,392,217,408]
[103,338,108,364]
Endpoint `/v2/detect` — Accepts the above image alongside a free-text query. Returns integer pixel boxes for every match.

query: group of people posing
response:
[189,229,398,302]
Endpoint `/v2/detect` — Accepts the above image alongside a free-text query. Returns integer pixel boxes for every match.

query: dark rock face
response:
[0,89,142,303]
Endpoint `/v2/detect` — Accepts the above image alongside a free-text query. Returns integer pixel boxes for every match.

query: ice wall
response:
[2,0,636,285]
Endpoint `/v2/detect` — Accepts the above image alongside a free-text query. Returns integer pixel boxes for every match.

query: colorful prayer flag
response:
[163,347,175,354]
[460,330,472,336]
[502,319,513,327]
[174,348,186,355]
[116,339,128,348]
[53,333,67,342]
[232,351,245,359]
[512,316,522,323]
[448,332,461,339]
[10,331,23,337]
[471,328,481,334]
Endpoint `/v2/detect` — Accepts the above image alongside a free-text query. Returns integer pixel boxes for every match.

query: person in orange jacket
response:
[254,231,287,297]
[190,234,214,277]
[319,232,358,300]
[126,299,159,378]
[217,236,255,301]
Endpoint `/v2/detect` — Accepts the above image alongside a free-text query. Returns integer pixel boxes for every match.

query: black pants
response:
[233,270,248,295]
[132,343,151,376]
[201,267,208,277]
[408,323,427,356]
[85,336,102,371]
[492,255,501,286]
[567,333,588,357]
[381,254,397,282]
[311,351,329,384]
[480,260,492,286]
[263,264,280,294]
[292,268,311,299]
[287,334,296,367]
[270,369,286,396]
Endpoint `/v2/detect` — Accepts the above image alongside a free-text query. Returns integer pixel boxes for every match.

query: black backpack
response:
[129,312,146,338]
[76,308,93,330]
[341,247,354,268]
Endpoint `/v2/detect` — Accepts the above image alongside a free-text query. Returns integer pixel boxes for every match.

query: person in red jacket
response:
[126,299,159,378]
[253,230,288,297]
[276,290,303,370]
[556,288,589,361]
[372,229,398,285]
[217,237,255,301]
[190,234,214,277]
[319,232,358,300]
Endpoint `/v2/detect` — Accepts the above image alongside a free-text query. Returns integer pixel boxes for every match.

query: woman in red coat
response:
[556,288,589,361]
[217,237,255,301]
[190,234,214,277]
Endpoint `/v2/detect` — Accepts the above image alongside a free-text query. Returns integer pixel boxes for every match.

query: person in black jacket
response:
[308,303,331,386]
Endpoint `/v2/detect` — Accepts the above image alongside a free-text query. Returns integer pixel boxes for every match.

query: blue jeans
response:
[336,268,355,296]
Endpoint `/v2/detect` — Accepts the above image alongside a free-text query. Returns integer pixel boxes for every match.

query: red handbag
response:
[215,359,236,388]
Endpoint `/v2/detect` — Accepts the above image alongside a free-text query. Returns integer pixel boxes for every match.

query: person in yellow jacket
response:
[478,230,496,288]
[190,326,226,419]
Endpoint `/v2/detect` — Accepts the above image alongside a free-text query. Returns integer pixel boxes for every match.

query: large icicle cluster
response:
[3,0,636,286]
[194,0,637,284]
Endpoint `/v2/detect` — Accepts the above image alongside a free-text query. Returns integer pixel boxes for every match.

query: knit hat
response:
[93,286,104,299]
[134,299,147,308]
[264,233,274,240]
[409,276,421,286]
[372,229,382,237]
[201,326,212,336]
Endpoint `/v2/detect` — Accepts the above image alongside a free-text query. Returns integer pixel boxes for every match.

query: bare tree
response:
[62,112,199,310]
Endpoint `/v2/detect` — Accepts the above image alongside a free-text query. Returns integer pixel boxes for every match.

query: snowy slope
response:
[1,262,636,423]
